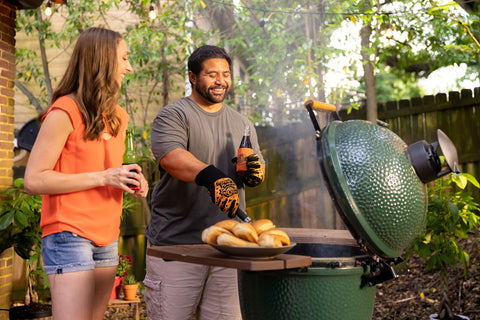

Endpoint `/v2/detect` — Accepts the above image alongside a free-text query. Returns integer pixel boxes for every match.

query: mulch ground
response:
[373,231,480,320]
[104,232,480,320]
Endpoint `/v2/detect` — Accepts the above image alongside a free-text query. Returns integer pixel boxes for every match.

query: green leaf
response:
[14,211,29,228]
[452,174,467,189]
[422,233,432,244]
[0,210,15,230]
[461,173,480,188]
[448,202,459,221]
[14,178,24,188]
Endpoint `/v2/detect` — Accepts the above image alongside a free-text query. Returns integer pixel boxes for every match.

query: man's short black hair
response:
[188,45,232,76]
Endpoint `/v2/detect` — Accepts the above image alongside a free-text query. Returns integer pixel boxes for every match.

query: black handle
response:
[236,208,252,223]
[305,102,322,137]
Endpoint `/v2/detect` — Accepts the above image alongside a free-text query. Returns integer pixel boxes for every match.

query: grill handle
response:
[304,100,337,140]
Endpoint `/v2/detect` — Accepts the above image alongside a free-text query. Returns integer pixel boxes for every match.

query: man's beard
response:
[195,84,229,104]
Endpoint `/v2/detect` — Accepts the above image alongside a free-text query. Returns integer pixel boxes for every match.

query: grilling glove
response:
[232,154,264,187]
[195,165,239,218]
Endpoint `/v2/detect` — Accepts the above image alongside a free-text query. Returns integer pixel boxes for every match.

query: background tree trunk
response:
[360,0,378,122]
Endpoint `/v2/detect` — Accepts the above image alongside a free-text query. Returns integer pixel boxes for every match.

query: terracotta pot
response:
[122,283,139,301]
[110,276,124,300]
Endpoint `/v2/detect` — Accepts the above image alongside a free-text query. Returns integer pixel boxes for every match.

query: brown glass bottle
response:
[236,125,253,176]
[123,129,140,190]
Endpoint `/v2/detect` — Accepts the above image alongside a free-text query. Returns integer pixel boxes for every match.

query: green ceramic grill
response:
[305,100,459,260]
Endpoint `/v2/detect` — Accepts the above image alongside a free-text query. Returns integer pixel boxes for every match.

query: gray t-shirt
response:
[146,97,264,246]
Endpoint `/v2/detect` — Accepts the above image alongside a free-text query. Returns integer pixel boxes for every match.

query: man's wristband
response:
[195,165,227,187]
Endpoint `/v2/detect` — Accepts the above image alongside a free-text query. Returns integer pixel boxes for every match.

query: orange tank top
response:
[40,95,130,246]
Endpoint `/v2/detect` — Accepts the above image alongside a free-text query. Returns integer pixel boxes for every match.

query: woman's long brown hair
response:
[51,27,122,140]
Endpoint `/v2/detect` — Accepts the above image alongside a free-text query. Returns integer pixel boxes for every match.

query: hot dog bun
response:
[251,219,275,235]
[214,219,239,232]
[259,229,290,246]
[203,219,290,248]
[231,223,259,243]
[216,233,259,247]
[258,234,283,247]
[201,226,232,245]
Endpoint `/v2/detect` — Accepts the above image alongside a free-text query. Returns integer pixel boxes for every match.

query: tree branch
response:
[15,79,43,114]
[35,9,53,104]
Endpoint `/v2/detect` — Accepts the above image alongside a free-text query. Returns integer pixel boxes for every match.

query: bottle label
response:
[236,147,254,175]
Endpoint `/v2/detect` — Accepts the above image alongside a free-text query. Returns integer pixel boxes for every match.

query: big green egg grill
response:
[238,100,459,320]
[306,100,459,260]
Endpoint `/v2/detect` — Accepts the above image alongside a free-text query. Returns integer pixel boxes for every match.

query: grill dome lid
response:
[318,120,457,259]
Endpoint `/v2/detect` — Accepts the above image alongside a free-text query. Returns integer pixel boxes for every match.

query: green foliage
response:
[209,0,480,121]
[122,273,137,285]
[375,0,480,92]
[121,193,140,221]
[0,178,42,260]
[15,0,213,128]
[216,0,343,119]
[15,1,123,111]
[375,69,425,103]
[407,173,480,284]
[15,0,480,127]
[0,178,48,303]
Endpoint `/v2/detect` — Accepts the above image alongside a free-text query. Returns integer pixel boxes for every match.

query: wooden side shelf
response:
[108,299,140,320]
[147,244,311,271]
[146,229,356,272]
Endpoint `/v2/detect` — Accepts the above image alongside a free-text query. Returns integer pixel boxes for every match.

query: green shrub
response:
[407,172,480,319]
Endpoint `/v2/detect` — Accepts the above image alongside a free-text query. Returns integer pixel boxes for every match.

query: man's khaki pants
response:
[144,242,242,320]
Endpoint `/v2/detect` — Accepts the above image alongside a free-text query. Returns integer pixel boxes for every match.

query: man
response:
[144,45,265,320]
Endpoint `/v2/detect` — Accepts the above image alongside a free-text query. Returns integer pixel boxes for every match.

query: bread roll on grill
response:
[214,219,239,232]
[216,233,259,247]
[251,219,275,235]
[231,222,259,243]
[201,226,232,245]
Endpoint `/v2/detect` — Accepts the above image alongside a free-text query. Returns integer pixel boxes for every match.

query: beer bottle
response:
[236,125,253,176]
[123,129,140,190]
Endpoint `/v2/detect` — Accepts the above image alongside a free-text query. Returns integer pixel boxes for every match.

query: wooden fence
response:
[340,88,480,201]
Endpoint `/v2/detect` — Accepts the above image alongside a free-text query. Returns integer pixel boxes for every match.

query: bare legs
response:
[48,266,116,320]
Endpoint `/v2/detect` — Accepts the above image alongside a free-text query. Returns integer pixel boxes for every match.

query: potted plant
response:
[111,254,132,300]
[407,172,480,320]
[121,274,139,301]
[0,178,51,319]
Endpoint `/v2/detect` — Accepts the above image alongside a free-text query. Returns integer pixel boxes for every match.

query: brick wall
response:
[0,248,13,319]
[0,1,16,318]
[0,0,15,191]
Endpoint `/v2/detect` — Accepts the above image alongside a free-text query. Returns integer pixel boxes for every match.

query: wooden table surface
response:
[147,244,312,271]
[147,228,357,271]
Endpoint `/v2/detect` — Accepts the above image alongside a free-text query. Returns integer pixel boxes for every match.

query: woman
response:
[24,27,148,320]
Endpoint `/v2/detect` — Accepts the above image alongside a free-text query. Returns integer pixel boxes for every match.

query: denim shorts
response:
[42,231,118,275]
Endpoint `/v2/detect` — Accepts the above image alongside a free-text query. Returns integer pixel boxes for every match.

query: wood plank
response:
[281,254,312,269]
[147,245,311,271]
[281,228,357,246]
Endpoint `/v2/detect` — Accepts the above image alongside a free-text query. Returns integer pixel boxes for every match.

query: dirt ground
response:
[104,232,480,320]
[372,231,480,320]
